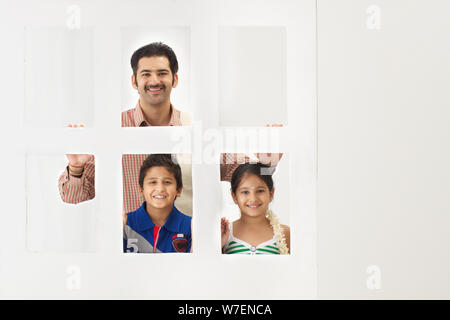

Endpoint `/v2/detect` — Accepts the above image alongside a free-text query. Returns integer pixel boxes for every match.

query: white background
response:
[0,0,316,299]
[317,0,450,299]
[6,0,448,300]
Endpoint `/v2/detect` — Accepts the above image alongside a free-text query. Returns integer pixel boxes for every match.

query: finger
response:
[80,124,85,128]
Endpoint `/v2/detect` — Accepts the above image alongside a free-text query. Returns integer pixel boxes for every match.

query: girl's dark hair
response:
[139,154,183,190]
[131,42,179,77]
[230,163,274,194]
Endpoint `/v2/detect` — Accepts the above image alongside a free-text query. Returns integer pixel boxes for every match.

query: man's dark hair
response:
[130,42,179,77]
[139,154,183,190]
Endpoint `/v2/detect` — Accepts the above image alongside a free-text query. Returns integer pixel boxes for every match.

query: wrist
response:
[68,164,84,177]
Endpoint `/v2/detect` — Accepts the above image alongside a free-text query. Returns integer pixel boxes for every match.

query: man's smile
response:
[145,85,164,94]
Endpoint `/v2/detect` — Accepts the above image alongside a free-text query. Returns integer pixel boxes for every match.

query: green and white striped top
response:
[223,222,281,255]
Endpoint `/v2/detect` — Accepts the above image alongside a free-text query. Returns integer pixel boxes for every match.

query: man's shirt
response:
[123,202,191,253]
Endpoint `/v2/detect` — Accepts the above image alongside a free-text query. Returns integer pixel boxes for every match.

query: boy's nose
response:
[155,182,165,191]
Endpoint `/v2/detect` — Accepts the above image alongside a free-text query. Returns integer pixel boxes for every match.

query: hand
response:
[221,217,230,249]
[266,124,283,127]
[65,123,91,172]
[66,154,91,168]
[255,125,284,166]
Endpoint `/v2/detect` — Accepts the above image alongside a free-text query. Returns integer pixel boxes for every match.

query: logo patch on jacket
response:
[172,234,188,252]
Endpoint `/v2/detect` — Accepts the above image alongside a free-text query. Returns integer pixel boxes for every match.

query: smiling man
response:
[123,43,186,127]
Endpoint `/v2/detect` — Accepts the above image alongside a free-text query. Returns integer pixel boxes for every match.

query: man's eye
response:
[142,73,150,77]
[257,189,265,193]
[159,72,167,76]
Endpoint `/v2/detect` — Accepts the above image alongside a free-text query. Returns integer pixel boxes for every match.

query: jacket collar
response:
[135,202,182,233]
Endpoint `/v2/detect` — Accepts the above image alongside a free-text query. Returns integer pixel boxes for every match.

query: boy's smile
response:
[140,166,182,212]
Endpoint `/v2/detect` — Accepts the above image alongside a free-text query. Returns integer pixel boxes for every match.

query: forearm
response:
[58,156,95,204]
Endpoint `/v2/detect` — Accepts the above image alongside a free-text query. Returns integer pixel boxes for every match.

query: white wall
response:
[0,0,316,299]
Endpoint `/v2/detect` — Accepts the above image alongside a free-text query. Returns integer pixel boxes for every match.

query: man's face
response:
[132,56,178,107]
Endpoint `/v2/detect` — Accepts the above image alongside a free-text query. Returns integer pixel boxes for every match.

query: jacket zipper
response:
[154,226,161,253]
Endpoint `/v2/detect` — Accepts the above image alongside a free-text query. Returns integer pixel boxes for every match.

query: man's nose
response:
[149,73,160,84]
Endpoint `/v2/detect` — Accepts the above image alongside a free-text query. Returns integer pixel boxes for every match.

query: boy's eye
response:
[257,189,265,193]
[164,180,172,184]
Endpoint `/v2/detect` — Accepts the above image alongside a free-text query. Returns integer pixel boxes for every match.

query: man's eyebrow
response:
[139,68,170,74]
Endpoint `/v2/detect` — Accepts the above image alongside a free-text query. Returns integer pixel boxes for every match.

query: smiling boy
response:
[124,154,191,253]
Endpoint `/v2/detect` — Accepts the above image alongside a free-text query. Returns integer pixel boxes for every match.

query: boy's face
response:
[139,166,182,211]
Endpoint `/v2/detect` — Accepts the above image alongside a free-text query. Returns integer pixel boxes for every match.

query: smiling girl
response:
[221,163,290,255]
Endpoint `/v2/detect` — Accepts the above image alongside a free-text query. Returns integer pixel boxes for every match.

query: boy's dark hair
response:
[230,163,274,194]
[130,42,179,77]
[139,154,183,190]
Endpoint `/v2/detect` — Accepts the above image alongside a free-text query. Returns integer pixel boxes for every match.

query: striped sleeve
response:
[58,155,95,204]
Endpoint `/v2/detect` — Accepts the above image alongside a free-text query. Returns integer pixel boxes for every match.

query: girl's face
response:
[232,173,274,218]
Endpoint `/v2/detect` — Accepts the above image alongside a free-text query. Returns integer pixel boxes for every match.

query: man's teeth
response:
[148,88,162,92]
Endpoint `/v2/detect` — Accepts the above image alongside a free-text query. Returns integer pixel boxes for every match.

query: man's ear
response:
[231,191,238,204]
[131,74,138,90]
[138,185,143,196]
[172,73,178,88]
